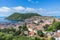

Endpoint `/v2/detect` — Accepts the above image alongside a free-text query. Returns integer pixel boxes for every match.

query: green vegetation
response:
[0,32,35,40]
[46,22,60,32]
[37,30,44,37]
[50,37,55,40]
[35,37,45,40]
[6,12,41,20]
[0,25,30,40]
[0,25,47,40]
[0,22,54,40]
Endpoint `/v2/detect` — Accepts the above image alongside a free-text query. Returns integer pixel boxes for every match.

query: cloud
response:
[46,11,60,13]
[38,8,46,13]
[0,6,60,16]
[0,6,37,13]
[12,6,25,12]
[45,10,60,16]
[25,7,37,13]
[0,7,11,12]
[28,0,39,3]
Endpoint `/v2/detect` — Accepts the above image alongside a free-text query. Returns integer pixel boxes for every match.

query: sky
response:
[0,0,60,17]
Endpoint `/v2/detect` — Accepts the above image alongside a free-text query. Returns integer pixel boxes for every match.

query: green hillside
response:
[6,13,41,20]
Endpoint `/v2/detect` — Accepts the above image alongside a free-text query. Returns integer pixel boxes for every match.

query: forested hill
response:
[6,13,41,20]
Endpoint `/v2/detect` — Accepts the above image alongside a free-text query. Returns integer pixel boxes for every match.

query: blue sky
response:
[0,0,60,17]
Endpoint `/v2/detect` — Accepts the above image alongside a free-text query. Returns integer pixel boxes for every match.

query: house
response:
[53,30,60,40]
[28,31,36,36]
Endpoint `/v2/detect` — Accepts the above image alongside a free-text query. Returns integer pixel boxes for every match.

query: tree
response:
[18,26,23,31]
[18,23,28,36]
[44,24,49,31]
[37,30,44,37]
[0,32,5,40]
[35,37,40,40]
[0,28,11,33]
[46,22,60,32]
[0,32,14,40]
[14,30,21,36]
[53,22,60,30]
[22,25,28,31]
[50,37,55,40]
[3,34,13,40]
[53,18,56,24]
[18,36,34,40]
[47,25,53,32]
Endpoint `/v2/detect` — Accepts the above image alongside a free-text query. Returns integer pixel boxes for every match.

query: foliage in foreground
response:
[0,25,56,40]
[46,22,60,32]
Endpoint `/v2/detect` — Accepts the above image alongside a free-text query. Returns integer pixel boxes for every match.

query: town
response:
[0,16,60,40]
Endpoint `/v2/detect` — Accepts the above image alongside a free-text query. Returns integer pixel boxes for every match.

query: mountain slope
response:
[6,13,41,20]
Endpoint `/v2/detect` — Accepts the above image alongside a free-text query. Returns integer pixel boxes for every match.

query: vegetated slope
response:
[6,12,41,20]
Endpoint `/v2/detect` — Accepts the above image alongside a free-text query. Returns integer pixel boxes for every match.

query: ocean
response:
[54,16,60,18]
[0,16,60,23]
[0,17,23,23]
